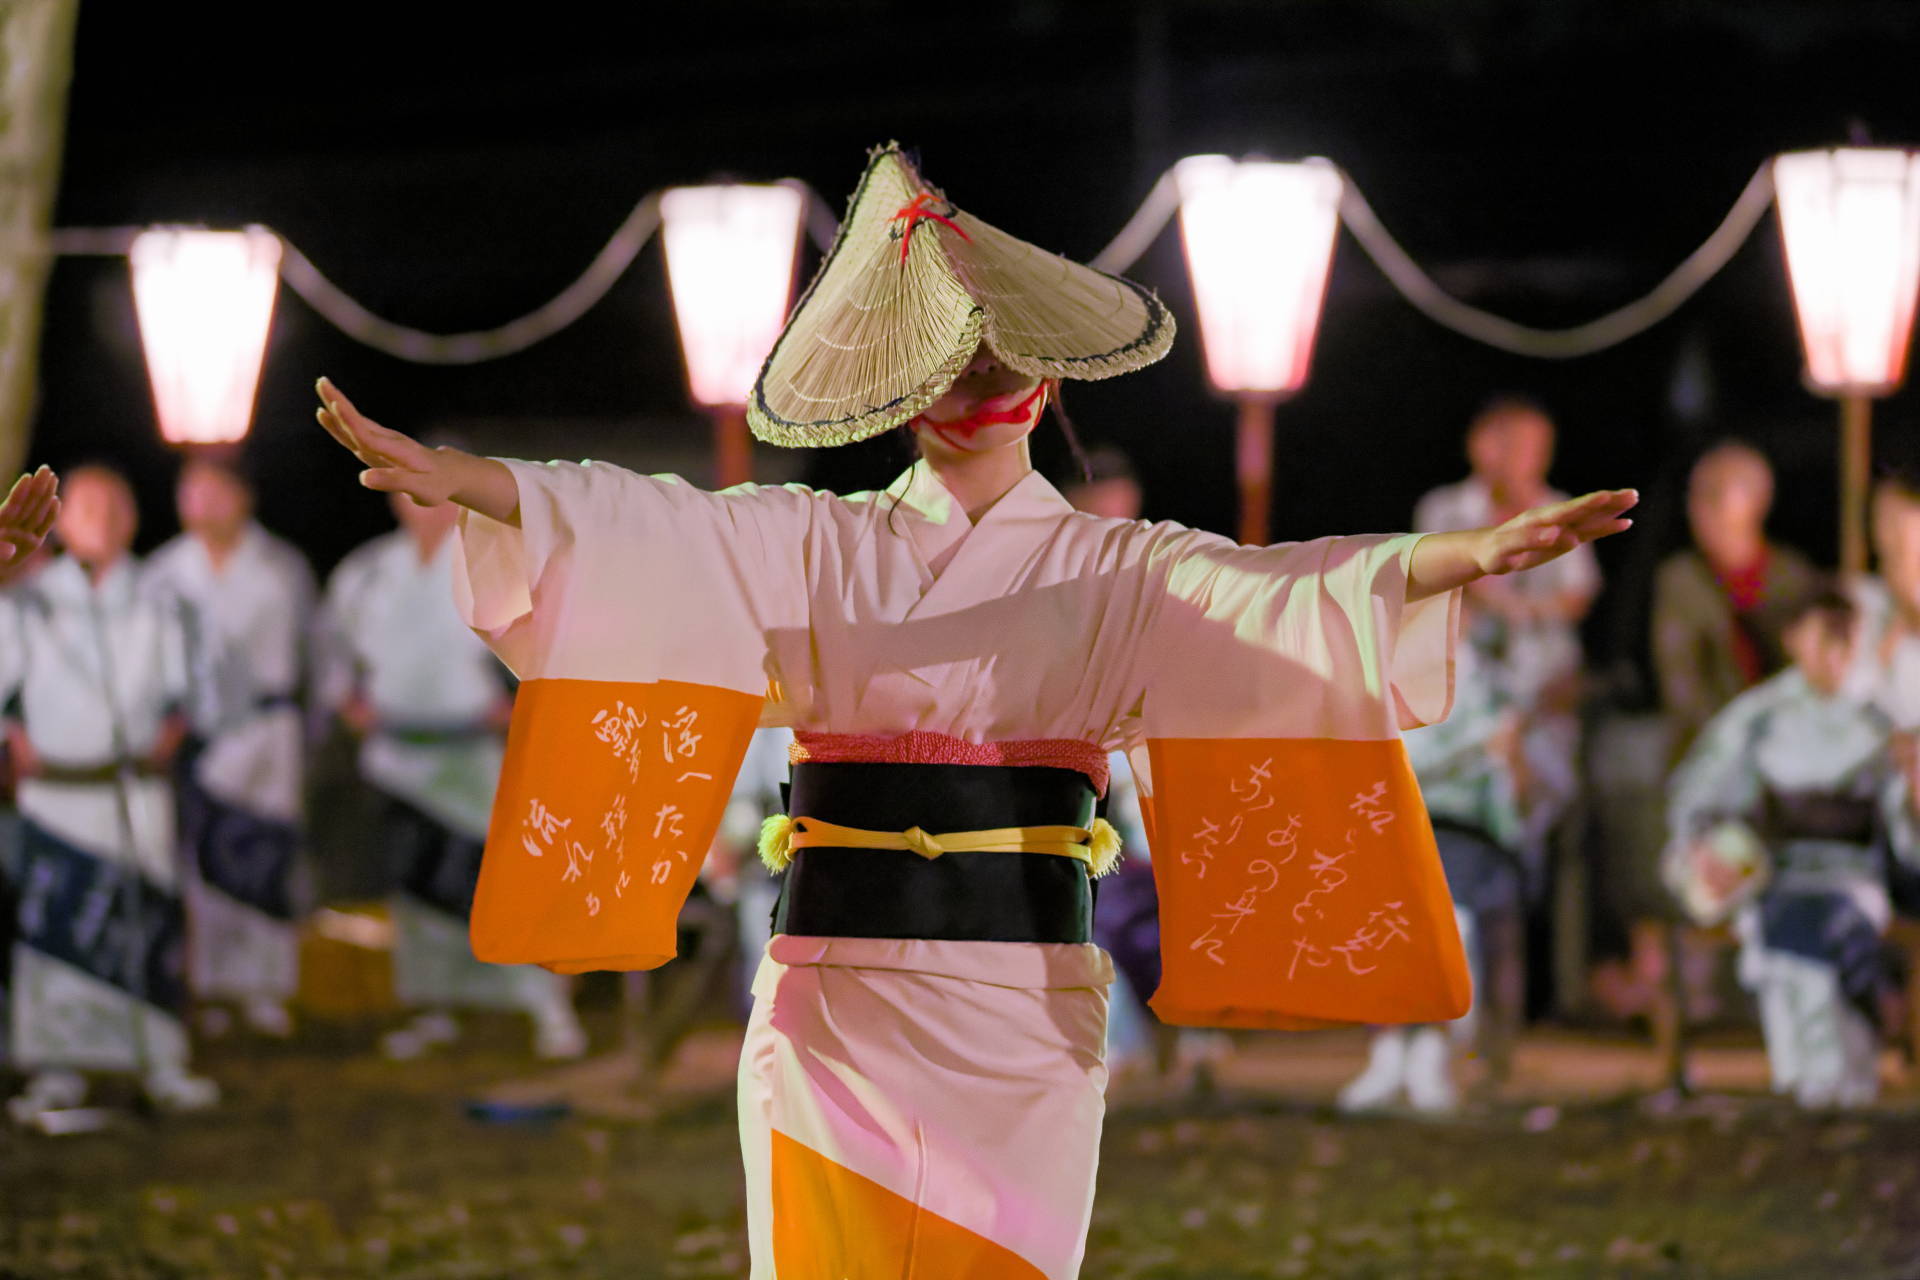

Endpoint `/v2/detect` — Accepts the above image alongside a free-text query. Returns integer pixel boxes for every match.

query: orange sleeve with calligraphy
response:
[1141,737,1470,1029]
[470,677,761,973]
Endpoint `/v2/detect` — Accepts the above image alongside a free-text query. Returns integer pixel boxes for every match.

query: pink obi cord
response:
[790,730,1110,796]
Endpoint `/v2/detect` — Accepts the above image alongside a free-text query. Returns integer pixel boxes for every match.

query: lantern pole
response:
[711,404,752,490]
[1235,394,1278,546]
[1840,393,1872,578]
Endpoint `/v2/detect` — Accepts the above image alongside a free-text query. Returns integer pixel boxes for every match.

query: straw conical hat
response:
[748,143,1175,448]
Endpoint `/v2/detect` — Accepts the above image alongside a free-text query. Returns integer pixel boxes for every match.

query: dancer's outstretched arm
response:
[1406,488,1637,603]
[314,377,520,525]
[0,465,59,585]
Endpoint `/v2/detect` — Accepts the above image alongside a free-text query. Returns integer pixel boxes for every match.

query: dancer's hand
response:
[0,466,59,585]
[314,378,459,507]
[1474,489,1638,577]
[1407,489,1636,602]
[314,377,520,523]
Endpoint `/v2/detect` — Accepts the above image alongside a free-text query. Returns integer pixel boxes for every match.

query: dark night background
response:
[29,0,1920,696]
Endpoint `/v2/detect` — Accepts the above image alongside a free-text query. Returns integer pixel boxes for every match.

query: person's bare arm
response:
[1406,489,1636,603]
[314,378,520,525]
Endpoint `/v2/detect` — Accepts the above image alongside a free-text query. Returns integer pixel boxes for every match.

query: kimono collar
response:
[190,521,267,577]
[889,459,1073,528]
[36,553,142,610]
[885,460,1073,571]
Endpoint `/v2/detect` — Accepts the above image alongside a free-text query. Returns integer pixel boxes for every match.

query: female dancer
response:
[315,145,1634,1278]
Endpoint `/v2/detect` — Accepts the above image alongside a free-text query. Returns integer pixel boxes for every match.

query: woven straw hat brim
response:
[748,145,1174,449]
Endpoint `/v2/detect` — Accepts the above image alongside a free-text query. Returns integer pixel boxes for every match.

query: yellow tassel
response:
[1088,817,1123,878]
[759,814,796,873]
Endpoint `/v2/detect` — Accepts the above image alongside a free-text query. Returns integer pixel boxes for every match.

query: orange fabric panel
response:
[469,677,760,972]
[1144,737,1471,1029]
[770,1129,1048,1279]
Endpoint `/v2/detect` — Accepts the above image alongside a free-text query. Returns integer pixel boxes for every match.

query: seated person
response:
[1665,588,1920,1109]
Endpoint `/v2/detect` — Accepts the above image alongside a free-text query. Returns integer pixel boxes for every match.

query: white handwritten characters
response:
[1290,830,1357,924]
[1287,938,1333,980]
[1329,901,1414,975]
[662,705,704,762]
[649,859,673,886]
[1230,757,1276,811]
[614,869,632,899]
[560,840,591,884]
[652,802,685,842]
[1180,813,1243,881]
[600,794,629,861]
[586,892,601,917]
[1265,813,1303,865]
[522,797,573,859]
[1349,780,1396,836]
[591,700,648,782]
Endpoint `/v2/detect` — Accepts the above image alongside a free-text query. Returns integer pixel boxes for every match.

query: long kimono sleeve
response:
[450,461,814,972]
[1128,529,1467,1029]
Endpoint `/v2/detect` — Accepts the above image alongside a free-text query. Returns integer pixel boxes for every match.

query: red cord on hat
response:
[892,192,972,264]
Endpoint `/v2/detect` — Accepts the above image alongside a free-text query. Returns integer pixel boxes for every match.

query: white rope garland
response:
[44,161,1784,365]
[1334,162,1779,359]
[274,191,661,365]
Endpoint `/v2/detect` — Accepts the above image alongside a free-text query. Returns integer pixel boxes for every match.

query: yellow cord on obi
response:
[759,814,1123,878]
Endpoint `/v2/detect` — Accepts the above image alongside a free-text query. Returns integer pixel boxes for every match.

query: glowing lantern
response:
[1175,156,1343,543]
[1773,147,1920,574]
[660,182,805,487]
[129,227,282,446]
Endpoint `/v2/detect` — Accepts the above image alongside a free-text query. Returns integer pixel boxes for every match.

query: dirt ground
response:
[4,1016,1920,1279]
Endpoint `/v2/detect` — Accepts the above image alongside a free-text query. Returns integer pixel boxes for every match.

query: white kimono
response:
[320,530,558,1013]
[0,557,194,1075]
[146,523,315,1004]
[1416,476,1597,861]
[1665,669,1914,1107]
[1848,577,1920,732]
[453,457,1459,1279]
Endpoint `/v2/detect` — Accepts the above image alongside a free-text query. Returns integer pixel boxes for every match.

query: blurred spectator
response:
[1664,588,1917,1108]
[2,465,217,1123]
[1653,442,1818,759]
[1848,468,1920,1063]
[1339,614,1526,1114]
[147,458,317,1039]
[317,490,586,1062]
[1415,396,1598,875]
[1609,443,1818,1063]
[1848,468,1920,733]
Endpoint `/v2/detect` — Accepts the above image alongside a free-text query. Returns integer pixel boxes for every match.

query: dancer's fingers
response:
[357,467,418,495]
[316,405,361,455]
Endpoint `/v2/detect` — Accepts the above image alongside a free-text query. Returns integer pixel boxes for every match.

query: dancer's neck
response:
[923,438,1034,525]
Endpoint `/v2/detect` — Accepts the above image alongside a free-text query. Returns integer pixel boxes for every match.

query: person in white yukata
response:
[1847,469,1920,1057]
[310,144,1636,1278]
[0,467,60,1069]
[1848,470,1920,734]
[319,488,587,1062]
[1666,587,1920,1108]
[2,466,220,1123]
[1416,396,1600,875]
[146,458,317,1038]
[1338,613,1527,1114]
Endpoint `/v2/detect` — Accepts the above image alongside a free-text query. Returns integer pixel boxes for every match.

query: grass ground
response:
[3,1016,1919,1279]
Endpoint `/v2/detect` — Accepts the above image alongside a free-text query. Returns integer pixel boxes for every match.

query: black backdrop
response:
[31,0,1920,692]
